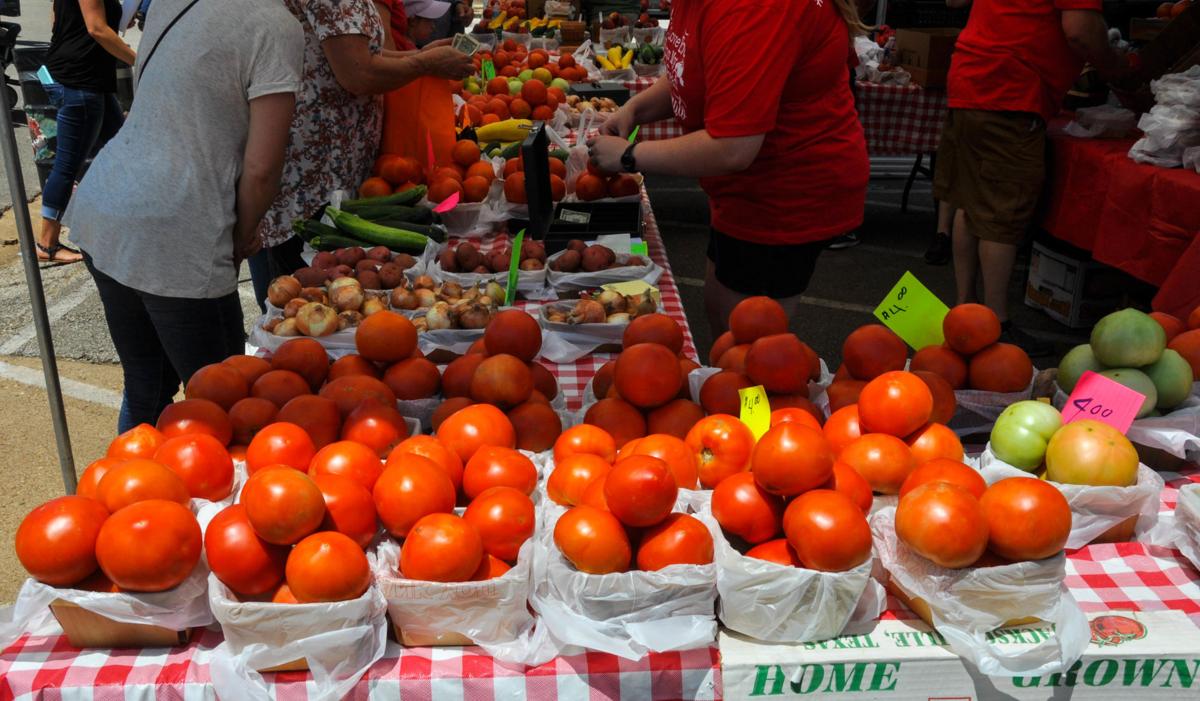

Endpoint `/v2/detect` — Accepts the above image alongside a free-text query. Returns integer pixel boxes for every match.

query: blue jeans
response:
[83,254,245,433]
[42,84,123,221]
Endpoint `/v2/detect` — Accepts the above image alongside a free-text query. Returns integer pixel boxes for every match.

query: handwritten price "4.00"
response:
[1068,396,1114,420]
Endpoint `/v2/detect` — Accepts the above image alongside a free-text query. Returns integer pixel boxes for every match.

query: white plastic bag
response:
[545,249,662,295]
[0,565,214,649]
[537,301,628,363]
[425,243,548,298]
[693,497,883,642]
[371,538,555,664]
[871,507,1089,676]
[1063,105,1137,139]
[1173,484,1200,572]
[1054,382,1200,460]
[208,575,387,701]
[949,370,1037,437]
[978,444,1164,548]
[248,313,360,359]
[529,500,718,659]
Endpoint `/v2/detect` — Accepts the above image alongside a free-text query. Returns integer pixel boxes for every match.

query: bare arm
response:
[321,34,473,96]
[235,93,295,261]
[600,77,675,137]
[79,0,136,65]
[373,1,397,51]
[589,130,765,178]
[1061,9,1125,80]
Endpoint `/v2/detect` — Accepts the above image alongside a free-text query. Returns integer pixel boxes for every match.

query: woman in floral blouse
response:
[250,0,473,303]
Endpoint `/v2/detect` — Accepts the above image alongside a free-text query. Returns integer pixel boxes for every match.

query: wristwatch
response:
[620,143,638,173]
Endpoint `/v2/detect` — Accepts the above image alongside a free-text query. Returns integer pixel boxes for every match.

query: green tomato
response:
[990,400,1063,471]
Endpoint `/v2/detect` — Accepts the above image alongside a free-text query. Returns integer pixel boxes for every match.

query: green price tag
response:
[873,271,949,350]
[630,241,648,256]
[738,385,771,441]
[505,229,524,307]
[482,59,496,81]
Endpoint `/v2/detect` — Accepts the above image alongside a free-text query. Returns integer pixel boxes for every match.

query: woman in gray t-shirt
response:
[65,0,304,431]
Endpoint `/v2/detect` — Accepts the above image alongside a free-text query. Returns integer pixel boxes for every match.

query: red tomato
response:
[463,486,536,562]
[400,513,484,582]
[286,531,371,602]
[857,371,933,438]
[899,458,987,500]
[96,458,191,512]
[838,433,917,495]
[636,513,714,571]
[619,434,699,490]
[15,496,109,586]
[824,461,874,513]
[979,477,1071,561]
[745,538,803,567]
[372,456,456,537]
[604,455,678,528]
[685,414,755,489]
[203,504,288,596]
[553,424,617,464]
[77,457,123,500]
[341,398,411,456]
[751,423,835,496]
[579,473,610,511]
[711,472,783,544]
[895,482,988,568]
[472,554,512,580]
[770,408,821,431]
[156,398,233,445]
[463,445,538,498]
[240,467,326,545]
[547,453,611,506]
[386,435,465,492]
[436,403,516,463]
[153,434,234,501]
[905,422,964,465]
[314,474,379,549]
[553,505,631,574]
[107,423,165,460]
[823,405,862,455]
[246,422,316,474]
[95,499,202,591]
[782,490,872,572]
[308,440,384,491]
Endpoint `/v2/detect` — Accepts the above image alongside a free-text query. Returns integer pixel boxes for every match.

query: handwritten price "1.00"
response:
[1070,396,1114,420]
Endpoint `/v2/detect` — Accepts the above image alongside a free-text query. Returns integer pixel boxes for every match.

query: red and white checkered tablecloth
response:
[624,76,685,142]
[855,81,948,157]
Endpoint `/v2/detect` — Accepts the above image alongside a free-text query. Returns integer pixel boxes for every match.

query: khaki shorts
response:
[933,109,1046,245]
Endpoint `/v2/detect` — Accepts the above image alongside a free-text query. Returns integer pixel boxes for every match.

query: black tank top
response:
[45,0,123,92]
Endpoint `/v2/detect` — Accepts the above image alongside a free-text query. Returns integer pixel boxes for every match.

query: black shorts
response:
[706,229,825,298]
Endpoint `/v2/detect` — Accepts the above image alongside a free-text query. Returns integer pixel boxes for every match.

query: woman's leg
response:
[247,248,271,311]
[143,290,247,388]
[83,255,179,432]
[39,86,95,263]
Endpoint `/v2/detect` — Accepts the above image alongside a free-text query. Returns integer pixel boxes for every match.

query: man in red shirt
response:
[933,0,1128,352]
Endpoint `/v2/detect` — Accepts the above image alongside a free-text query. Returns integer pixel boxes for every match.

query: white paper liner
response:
[949,370,1038,437]
[871,507,1089,676]
[978,444,1164,549]
[528,498,718,659]
[545,249,663,296]
[208,575,387,701]
[1173,485,1200,572]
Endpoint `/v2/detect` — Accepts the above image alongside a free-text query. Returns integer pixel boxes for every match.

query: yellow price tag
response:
[873,271,950,351]
[738,385,771,441]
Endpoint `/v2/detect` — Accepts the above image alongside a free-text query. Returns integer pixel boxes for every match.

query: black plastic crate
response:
[540,201,643,253]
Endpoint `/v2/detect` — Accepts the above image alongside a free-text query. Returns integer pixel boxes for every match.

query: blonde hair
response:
[831,0,872,36]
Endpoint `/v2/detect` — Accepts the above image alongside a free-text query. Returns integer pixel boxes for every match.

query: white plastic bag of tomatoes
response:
[207,575,388,701]
[528,499,718,659]
[1174,484,1200,571]
[0,566,214,649]
[870,507,1090,676]
[978,444,1165,549]
[691,497,885,643]
[370,537,557,665]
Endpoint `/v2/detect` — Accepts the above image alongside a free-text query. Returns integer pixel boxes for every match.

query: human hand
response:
[420,45,476,80]
[586,134,629,174]
[234,232,262,266]
[423,37,452,49]
[600,108,637,138]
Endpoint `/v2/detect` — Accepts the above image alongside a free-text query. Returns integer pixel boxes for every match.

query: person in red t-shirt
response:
[933,0,1129,353]
[588,0,870,335]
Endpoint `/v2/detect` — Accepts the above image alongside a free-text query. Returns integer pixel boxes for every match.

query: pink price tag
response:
[1061,370,1145,434]
[433,191,459,213]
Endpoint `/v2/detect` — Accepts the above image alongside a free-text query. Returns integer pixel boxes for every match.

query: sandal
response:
[35,242,82,265]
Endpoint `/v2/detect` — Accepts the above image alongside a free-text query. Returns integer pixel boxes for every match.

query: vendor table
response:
[853,81,948,157]
[1039,121,1200,320]
[623,76,683,142]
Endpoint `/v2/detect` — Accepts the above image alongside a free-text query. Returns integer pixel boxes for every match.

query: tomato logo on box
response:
[1090,615,1147,647]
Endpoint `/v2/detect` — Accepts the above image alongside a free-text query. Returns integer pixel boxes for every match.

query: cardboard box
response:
[1023,240,1121,329]
[894,28,960,88]
[50,600,191,648]
[720,610,1200,700]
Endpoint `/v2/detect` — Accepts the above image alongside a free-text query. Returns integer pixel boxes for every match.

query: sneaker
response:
[924,232,951,265]
[999,322,1054,358]
[826,232,860,250]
